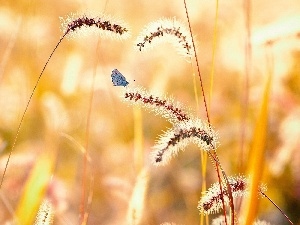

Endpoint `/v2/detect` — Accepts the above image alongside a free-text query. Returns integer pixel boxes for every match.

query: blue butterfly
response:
[111,69,129,87]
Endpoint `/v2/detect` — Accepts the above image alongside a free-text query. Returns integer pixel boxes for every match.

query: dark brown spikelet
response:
[61,13,130,39]
[198,176,267,215]
[123,86,191,124]
[135,18,193,58]
[151,118,218,166]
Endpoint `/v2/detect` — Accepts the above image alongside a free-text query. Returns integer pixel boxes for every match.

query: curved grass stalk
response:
[0,14,130,190]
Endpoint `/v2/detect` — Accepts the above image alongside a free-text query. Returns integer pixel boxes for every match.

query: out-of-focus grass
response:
[241,72,271,225]
[0,0,299,224]
[15,150,56,225]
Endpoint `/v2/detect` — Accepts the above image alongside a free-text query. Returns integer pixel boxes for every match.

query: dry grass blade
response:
[241,73,272,225]
[15,150,55,225]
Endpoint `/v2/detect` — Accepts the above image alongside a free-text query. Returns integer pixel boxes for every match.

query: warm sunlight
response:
[0,0,299,224]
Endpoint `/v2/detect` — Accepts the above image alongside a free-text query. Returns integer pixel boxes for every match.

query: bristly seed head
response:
[135,18,194,58]
[121,86,219,166]
[123,86,191,124]
[151,118,219,166]
[60,13,130,39]
[212,215,273,225]
[34,199,54,225]
[211,214,239,225]
[198,175,267,215]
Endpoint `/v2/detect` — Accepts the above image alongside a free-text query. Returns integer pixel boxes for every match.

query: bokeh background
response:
[0,0,299,224]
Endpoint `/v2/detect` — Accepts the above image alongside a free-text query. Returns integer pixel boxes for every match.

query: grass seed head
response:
[151,118,219,166]
[123,86,191,124]
[60,12,130,40]
[198,175,267,215]
[135,18,194,58]
[34,199,54,225]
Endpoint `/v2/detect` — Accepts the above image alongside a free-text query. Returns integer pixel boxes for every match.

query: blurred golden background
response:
[0,0,299,224]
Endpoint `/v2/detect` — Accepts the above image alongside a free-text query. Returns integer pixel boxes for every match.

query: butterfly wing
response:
[111,69,129,87]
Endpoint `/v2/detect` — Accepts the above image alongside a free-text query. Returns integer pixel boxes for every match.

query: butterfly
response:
[111,69,129,87]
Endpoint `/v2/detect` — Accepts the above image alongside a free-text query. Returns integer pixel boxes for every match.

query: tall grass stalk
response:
[201,0,219,224]
[183,1,234,224]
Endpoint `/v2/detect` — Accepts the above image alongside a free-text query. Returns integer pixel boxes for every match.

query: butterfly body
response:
[111,69,129,87]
